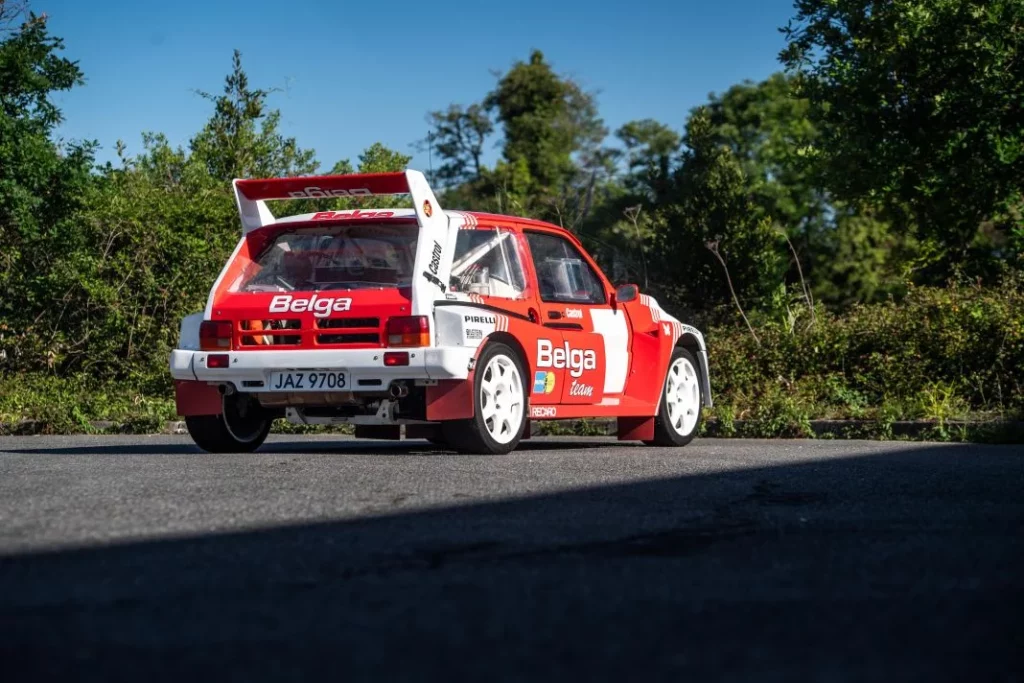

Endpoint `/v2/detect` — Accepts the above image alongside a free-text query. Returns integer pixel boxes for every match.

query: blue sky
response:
[42,0,797,172]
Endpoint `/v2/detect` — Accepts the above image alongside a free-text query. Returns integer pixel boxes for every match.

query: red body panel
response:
[236,172,411,200]
[212,289,413,350]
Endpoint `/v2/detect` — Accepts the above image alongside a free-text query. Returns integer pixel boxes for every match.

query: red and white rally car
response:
[170,170,711,454]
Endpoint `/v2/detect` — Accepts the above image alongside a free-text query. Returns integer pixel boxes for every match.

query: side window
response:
[449,227,527,299]
[525,232,606,305]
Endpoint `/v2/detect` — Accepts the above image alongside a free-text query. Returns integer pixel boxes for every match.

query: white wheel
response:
[645,347,703,447]
[664,356,701,436]
[441,342,528,454]
[478,354,525,445]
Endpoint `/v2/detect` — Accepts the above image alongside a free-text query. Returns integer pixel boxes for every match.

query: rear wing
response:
[230,169,454,320]
[232,170,438,234]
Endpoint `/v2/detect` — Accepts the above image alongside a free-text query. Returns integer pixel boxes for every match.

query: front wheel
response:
[645,347,703,447]
[441,343,527,454]
[185,393,272,453]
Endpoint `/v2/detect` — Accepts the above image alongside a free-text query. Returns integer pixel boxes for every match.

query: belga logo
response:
[269,294,352,318]
[536,339,596,378]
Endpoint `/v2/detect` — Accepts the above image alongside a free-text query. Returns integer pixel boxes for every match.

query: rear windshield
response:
[235,224,417,293]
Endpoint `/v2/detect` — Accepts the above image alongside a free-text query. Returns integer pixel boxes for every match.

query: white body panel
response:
[639,294,713,407]
[170,346,475,387]
[589,308,629,394]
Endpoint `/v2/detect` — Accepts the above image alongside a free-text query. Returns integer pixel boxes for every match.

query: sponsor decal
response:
[536,339,597,379]
[269,294,351,318]
[466,328,483,340]
[568,379,594,397]
[311,210,395,220]
[663,323,671,336]
[641,294,662,322]
[531,406,557,418]
[287,187,372,199]
[464,315,495,324]
[422,271,446,292]
[533,371,556,395]
[428,240,442,276]
[423,200,433,217]
[421,240,446,291]
[564,308,583,320]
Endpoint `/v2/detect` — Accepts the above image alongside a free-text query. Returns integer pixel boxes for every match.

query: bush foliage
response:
[712,278,1024,419]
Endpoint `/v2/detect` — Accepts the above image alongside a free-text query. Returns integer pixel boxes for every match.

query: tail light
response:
[385,316,430,347]
[200,320,232,351]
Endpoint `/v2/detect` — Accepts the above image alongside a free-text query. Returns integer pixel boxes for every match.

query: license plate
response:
[267,371,348,391]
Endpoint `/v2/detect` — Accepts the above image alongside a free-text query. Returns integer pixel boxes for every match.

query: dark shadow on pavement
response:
[0,442,1021,682]
[0,437,633,457]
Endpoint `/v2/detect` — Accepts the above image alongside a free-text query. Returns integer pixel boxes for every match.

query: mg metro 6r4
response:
[169,170,712,454]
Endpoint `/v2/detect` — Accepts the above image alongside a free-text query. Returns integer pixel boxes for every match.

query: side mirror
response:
[615,283,639,304]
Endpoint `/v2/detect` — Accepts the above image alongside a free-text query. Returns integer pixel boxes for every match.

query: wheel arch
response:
[676,333,713,407]
[483,331,531,379]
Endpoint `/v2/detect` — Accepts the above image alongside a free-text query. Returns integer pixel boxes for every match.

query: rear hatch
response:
[212,219,420,350]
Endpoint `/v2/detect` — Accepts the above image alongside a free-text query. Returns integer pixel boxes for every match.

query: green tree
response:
[782,0,1024,277]
[189,49,317,183]
[484,50,609,225]
[0,10,95,367]
[616,119,680,202]
[420,103,493,188]
[66,135,237,385]
[651,109,783,315]
[486,49,580,192]
[702,74,823,246]
[699,73,912,306]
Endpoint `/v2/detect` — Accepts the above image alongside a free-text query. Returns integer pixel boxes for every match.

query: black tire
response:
[185,393,272,453]
[644,347,704,447]
[441,342,527,454]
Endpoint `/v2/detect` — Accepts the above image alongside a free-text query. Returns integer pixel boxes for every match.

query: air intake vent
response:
[317,333,380,345]
[239,319,301,346]
[317,318,379,329]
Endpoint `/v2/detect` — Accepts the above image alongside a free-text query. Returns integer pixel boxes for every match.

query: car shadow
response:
[0,436,634,457]
[0,442,1021,682]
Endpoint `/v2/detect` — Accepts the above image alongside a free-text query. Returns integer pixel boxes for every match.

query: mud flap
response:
[175,380,222,416]
[617,416,655,441]
[425,379,475,421]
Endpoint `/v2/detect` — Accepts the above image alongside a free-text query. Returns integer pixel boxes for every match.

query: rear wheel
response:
[185,393,272,453]
[442,343,527,454]
[645,347,703,447]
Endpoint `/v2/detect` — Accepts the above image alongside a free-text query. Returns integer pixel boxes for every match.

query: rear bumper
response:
[169,346,475,390]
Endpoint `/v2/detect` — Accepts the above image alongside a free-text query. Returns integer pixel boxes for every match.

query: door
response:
[523,230,628,404]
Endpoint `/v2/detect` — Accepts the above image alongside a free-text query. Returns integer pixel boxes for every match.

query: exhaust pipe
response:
[218,383,236,396]
[389,382,409,399]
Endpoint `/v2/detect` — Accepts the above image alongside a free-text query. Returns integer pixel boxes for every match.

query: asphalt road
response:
[1,435,1021,682]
